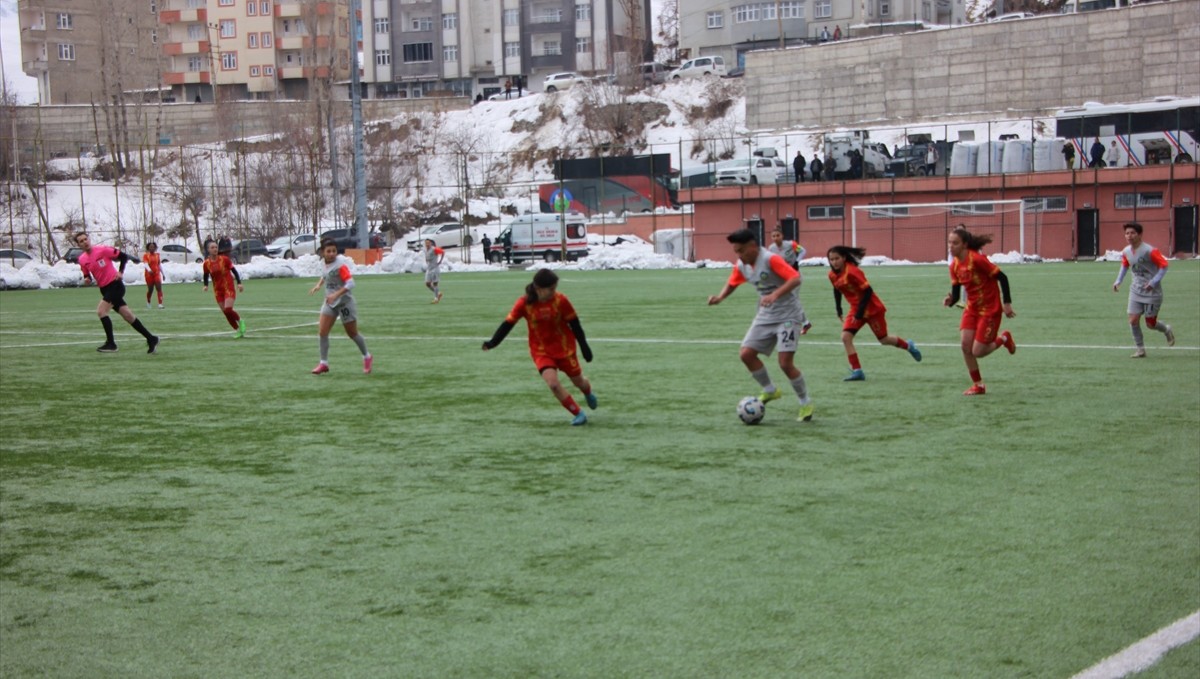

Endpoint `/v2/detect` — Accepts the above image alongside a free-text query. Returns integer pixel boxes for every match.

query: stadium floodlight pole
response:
[349,0,369,250]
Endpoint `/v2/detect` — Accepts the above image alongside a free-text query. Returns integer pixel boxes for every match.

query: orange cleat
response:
[963,384,987,396]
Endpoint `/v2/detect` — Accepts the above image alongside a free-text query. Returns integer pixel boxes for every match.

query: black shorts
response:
[99,280,128,309]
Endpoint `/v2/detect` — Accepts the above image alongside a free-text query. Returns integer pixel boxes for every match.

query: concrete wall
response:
[747,1,1200,131]
[10,97,473,159]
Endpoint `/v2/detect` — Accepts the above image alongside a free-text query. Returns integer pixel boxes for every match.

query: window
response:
[57,43,75,60]
[442,44,457,61]
[187,55,203,71]
[247,2,256,16]
[150,29,157,44]
[575,37,591,53]
[188,24,204,40]
[375,49,391,66]
[815,0,832,18]
[410,17,433,31]
[249,65,260,76]
[734,5,761,23]
[442,13,457,30]
[923,1,933,22]
[218,0,233,6]
[542,41,561,56]
[503,9,519,26]
[375,17,390,33]
[781,1,805,19]
[402,42,433,62]
[807,205,844,220]
[220,20,235,38]
[707,11,724,28]
[1115,192,1164,209]
[150,1,156,12]
[880,1,891,16]
[261,32,272,47]
[247,33,257,48]
[868,205,909,218]
[533,8,563,23]
[950,202,995,215]
[1022,196,1068,212]
[221,51,237,70]
[56,13,72,30]
[260,1,270,15]
[186,0,203,8]
[576,3,592,21]
[264,65,274,75]
[504,41,520,58]
[763,3,777,20]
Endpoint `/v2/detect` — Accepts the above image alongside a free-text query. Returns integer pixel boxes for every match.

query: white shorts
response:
[742,319,800,356]
[321,297,358,324]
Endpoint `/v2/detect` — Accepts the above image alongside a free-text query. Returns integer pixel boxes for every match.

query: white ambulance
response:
[488,212,590,263]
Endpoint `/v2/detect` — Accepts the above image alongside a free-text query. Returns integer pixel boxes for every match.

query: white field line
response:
[1071,610,1200,679]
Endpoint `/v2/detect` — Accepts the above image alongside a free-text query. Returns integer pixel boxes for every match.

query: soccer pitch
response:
[1,261,1197,677]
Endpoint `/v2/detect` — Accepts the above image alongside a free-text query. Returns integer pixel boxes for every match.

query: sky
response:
[0,0,37,103]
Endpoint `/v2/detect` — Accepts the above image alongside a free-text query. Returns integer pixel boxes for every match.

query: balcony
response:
[275,2,334,18]
[279,65,331,79]
[277,35,331,50]
[23,59,48,74]
[163,70,212,85]
[163,41,211,56]
[159,8,206,24]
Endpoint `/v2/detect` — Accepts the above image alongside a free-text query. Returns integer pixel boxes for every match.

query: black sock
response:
[101,316,115,343]
[130,318,153,339]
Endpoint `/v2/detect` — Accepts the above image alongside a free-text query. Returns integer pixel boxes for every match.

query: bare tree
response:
[655,0,680,64]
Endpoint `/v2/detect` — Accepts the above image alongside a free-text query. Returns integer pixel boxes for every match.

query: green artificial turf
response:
[1,262,1197,678]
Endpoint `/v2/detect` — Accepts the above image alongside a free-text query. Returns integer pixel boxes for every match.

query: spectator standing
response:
[824,153,836,181]
[1106,141,1124,168]
[1089,137,1106,168]
[481,234,492,263]
[833,25,842,40]
[793,151,806,183]
[810,155,823,183]
[504,79,513,100]
[820,26,830,42]
[1062,142,1076,170]
[925,144,939,175]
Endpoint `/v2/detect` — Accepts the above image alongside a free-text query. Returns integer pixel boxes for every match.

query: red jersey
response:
[950,249,1003,315]
[203,254,238,297]
[505,292,578,359]
[143,252,162,282]
[828,262,886,319]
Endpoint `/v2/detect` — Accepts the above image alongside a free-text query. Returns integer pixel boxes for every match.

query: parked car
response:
[229,238,268,264]
[668,56,727,80]
[639,62,671,85]
[320,228,387,253]
[884,145,932,177]
[406,222,469,250]
[723,67,746,79]
[715,157,779,185]
[0,248,36,269]
[266,234,318,259]
[63,246,84,264]
[159,243,203,264]
[543,72,584,93]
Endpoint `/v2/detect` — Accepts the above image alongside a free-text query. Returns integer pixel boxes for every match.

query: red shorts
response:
[533,352,582,377]
[214,290,236,306]
[960,308,1002,344]
[145,272,162,285]
[844,313,888,340]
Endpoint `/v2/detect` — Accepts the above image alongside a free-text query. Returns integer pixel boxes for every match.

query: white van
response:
[668,56,727,80]
[489,212,589,263]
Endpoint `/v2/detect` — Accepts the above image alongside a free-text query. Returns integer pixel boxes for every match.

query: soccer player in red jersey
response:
[142,241,164,309]
[942,226,1016,395]
[482,268,597,425]
[827,245,922,381]
[73,232,159,353]
[201,240,246,338]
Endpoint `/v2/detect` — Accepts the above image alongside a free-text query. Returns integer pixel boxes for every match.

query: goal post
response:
[849,200,1030,262]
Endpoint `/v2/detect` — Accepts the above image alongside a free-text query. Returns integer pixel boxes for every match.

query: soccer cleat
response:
[797,402,815,422]
[585,392,598,410]
[843,369,866,381]
[998,331,1016,355]
[363,355,373,374]
[801,321,812,335]
[311,363,330,375]
[146,302,152,309]
[571,411,588,426]
[431,292,443,304]
[908,341,922,362]
[158,303,164,309]
[759,389,783,405]
[234,319,246,339]
[963,384,987,396]
[1131,349,1147,358]
[97,342,118,353]
[147,336,159,354]
[1164,324,1175,347]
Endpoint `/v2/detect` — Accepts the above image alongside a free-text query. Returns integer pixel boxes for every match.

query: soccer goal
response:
[849,200,1032,263]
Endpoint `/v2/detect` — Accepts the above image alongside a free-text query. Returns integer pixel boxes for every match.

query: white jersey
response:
[1120,243,1167,303]
[734,249,805,325]
[322,255,355,307]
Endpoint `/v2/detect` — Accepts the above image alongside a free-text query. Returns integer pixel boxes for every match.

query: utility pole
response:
[777,1,784,49]
[349,0,368,249]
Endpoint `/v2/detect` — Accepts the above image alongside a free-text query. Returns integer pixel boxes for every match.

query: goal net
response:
[849,200,1031,263]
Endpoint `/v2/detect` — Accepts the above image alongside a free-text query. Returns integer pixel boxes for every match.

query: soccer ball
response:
[737,396,765,425]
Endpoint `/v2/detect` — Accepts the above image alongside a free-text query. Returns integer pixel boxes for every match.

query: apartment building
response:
[17,0,162,105]
[158,0,350,101]
[680,0,966,69]
[359,1,653,100]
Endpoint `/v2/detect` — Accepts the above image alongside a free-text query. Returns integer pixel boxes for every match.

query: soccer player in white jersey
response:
[1113,222,1175,358]
[309,238,373,374]
[767,228,812,334]
[708,228,814,422]
[424,238,445,304]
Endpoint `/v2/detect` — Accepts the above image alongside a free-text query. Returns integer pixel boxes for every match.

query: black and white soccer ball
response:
[737,396,765,425]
